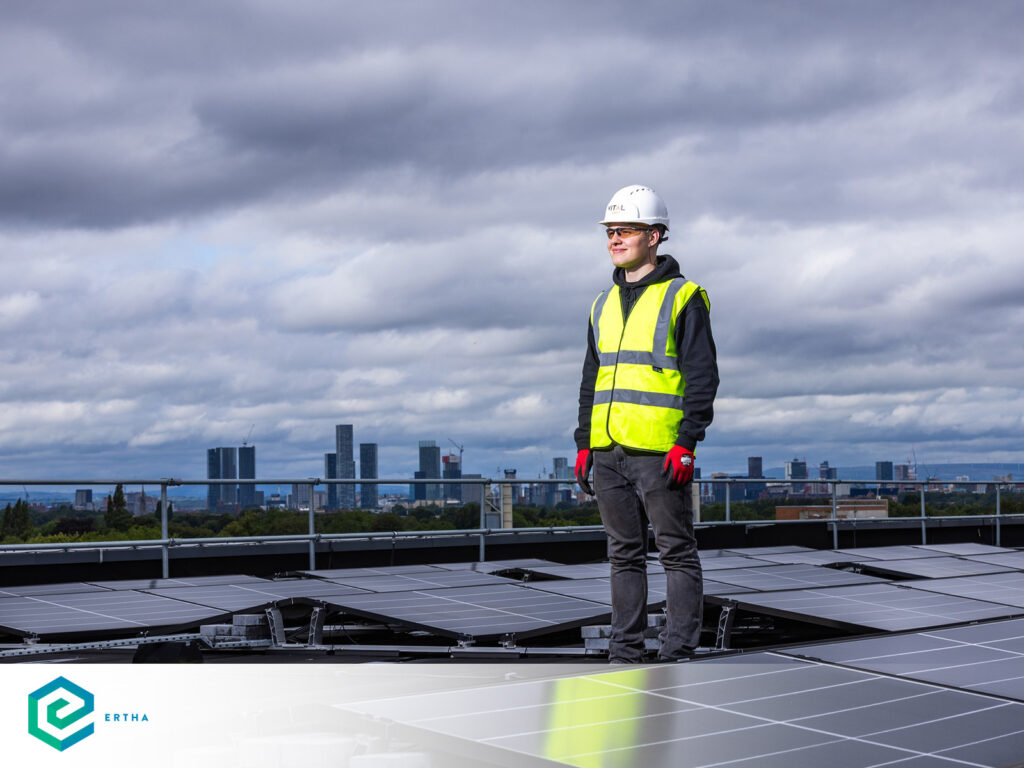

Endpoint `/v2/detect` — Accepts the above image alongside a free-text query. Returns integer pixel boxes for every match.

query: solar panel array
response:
[710,582,1023,632]
[320,570,519,593]
[341,651,1024,767]
[0,590,228,638]
[707,563,888,592]
[858,556,1016,580]
[783,617,1024,703]
[317,583,613,640]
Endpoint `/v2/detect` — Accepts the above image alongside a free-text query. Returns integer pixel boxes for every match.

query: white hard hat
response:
[599,185,670,229]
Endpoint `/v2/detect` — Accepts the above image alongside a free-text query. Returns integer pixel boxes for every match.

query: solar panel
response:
[429,558,559,573]
[783,618,1024,703]
[858,556,1016,580]
[86,575,271,590]
[298,565,443,578]
[722,546,813,556]
[317,584,612,640]
[707,564,889,592]
[522,575,752,606]
[833,545,946,561]
[699,555,778,571]
[915,543,1014,556]
[964,551,1024,570]
[752,550,877,566]
[322,570,519,593]
[711,582,1022,632]
[143,579,371,612]
[521,562,664,580]
[0,582,114,597]
[0,590,228,638]
[340,651,1024,767]
[901,572,1024,608]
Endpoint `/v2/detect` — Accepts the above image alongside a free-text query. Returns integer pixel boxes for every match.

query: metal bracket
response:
[264,607,287,646]
[308,606,326,645]
[715,602,736,651]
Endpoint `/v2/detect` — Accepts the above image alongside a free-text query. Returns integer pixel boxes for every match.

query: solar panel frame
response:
[833,545,948,562]
[297,564,444,579]
[699,555,779,571]
[520,562,664,580]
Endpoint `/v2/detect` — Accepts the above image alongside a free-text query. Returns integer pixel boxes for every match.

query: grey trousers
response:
[593,445,703,662]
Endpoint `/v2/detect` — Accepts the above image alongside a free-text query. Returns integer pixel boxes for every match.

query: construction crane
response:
[243,424,255,446]
[448,438,464,465]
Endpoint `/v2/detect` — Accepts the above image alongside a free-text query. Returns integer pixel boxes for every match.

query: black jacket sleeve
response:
[574,320,599,451]
[674,292,719,451]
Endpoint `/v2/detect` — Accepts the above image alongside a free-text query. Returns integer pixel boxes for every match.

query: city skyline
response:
[2,4,1023,482]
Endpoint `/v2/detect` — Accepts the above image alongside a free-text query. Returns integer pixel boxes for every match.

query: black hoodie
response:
[574,254,719,453]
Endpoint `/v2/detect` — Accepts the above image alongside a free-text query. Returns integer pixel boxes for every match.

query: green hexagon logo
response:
[28,676,95,751]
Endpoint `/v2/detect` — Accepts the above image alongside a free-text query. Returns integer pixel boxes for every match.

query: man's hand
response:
[662,445,694,489]
[575,449,594,496]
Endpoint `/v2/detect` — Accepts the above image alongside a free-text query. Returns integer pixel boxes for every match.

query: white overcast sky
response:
[1,0,1023,482]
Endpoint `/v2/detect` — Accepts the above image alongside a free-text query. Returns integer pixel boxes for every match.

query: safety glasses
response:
[605,226,651,239]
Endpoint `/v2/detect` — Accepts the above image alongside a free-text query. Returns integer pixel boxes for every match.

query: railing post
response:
[308,481,316,570]
[831,480,838,549]
[479,483,486,562]
[920,486,927,545]
[996,483,1002,547]
[725,481,731,522]
[160,482,169,579]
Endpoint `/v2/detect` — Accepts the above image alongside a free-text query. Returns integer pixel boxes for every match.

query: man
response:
[574,184,719,663]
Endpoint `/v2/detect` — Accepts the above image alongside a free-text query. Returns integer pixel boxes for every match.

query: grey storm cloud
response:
[1,0,1024,480]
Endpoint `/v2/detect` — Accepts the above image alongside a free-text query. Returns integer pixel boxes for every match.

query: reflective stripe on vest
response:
[589,278,709,452]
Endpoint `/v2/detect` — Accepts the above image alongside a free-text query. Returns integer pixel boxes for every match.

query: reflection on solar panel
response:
[834,545,945,562]
[965,551,1024,570]
[0,582,114,597]
[916,543,1014,556]
[0,590,228,638]
[708,564,889,592]
[143,580,371,612]
[783,618,1024,703]
[429,559,558,573]
[858,556,1016,580]
[722,546,813,556]
[902,572,1024,608]
[753,550,877,566]
[711,583,1021,632]
[341,652,1024,767]
[299,565,443,578]
[318,584,612,640]
[323,571,518,593]
[86,575,271,590]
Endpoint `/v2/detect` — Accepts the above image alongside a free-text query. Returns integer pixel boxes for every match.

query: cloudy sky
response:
[2,0,1023,484]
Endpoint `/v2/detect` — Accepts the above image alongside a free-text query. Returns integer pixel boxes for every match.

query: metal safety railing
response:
[0,476,1021,578]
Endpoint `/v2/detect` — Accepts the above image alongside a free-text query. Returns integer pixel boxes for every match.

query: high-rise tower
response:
[359,443,378,509]
[336,425,356,508]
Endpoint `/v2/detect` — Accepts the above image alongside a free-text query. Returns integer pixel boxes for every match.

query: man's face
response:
[605,223,659,270]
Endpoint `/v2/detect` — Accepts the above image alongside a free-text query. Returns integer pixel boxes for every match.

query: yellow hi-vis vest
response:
[589,278,709,452]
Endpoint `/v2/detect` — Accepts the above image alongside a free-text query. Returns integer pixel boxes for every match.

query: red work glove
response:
[575,448,594,496]
[662,445,695,490]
